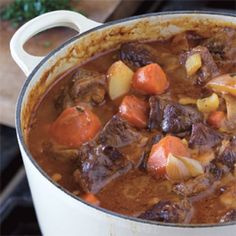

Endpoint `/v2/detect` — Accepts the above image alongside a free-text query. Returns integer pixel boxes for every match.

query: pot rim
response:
[16,10,236,228]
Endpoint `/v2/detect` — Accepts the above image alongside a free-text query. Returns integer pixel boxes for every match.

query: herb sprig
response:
[0,0,75,28]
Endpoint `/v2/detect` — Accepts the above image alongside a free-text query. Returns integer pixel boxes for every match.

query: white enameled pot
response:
[11,10,236,236]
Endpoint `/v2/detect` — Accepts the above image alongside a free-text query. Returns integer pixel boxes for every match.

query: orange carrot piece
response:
[133,63,169,95]
[119,95,148,128]
[207,111,226,129]
[50,106,101,148]
[82,193,100,206]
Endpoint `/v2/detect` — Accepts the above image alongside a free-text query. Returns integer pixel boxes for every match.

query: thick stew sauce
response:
[28,27,236,224]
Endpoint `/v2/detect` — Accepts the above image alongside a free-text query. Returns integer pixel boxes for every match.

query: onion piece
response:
[207,73,236,97]
[224,94,236,122]
[220,94,236,132]
[166,153,191,181]
[177,156,204,177]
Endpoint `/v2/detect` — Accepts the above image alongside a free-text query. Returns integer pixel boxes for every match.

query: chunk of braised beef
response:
[207,163,224,180]
[139,134,163,170]
[70,69,106,104]
[148,96,169,130]
[173,176,211,198]
[180,46,219,85]
[120,42,160,69]
[148,97,202,134]
[203,27,236,71]
[55,69,106,112]
[98,116,143,148]
[171,31,204,54]
[193,46,219,85]
[74,143,132,193]
[138,200,193,223]
[189,123,222,150]
[219,209,236,223]
[218,139,236,170]
[161,103,203,134]
[173,163,222,198]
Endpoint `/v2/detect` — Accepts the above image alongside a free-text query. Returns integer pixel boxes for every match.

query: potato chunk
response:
[107,60,134,100]
[197,93,219,113]
[185,53,202,77]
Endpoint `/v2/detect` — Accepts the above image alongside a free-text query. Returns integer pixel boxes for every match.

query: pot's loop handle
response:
[10,10,101,76]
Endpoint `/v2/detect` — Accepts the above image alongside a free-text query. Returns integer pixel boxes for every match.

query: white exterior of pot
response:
[11,10,236,236]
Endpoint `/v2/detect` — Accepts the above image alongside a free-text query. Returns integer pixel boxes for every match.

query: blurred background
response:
[0,0,235,235]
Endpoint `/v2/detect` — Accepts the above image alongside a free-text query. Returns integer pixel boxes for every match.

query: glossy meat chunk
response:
[180,46,219,85]
[55,69,106,111]
[173,163,223,198]
[120,42,160,69]
[218,138,236,170]
[148,97,202,134]
[189,123,222,150]
[74,143,132,193]
[98,116,143,148]
[192,46,219,84]
[171,30,204,54]
[138,200,193,223]
[148,96,168,130]
[161,103,202,134]
[203,27,236,71]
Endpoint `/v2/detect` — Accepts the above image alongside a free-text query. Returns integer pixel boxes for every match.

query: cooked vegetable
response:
[178,97,197,105]
[177,155,204,177]
[224,95,236,122]
[185,53,202,77]
[207,73,236,97]
[82,193,100,206]
[197,93,219,113]
[166,154,190,181]
[107,60,134,100]
[207,111,226,128]
[50,106,101,148]
[119,95,148,128]
[133,63,169,95]
[147,136,190,178]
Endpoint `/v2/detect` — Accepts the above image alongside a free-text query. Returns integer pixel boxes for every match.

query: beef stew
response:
[27,27,236,224]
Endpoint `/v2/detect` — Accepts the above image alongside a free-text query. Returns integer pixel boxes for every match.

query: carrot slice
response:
[133,63,169,95]
[147,136,190,178]
[82,193,100,206]
[207,111,226,129]
[119,95,148,128]
[50,106,101,148]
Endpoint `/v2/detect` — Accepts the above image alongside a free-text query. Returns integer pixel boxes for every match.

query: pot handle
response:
[10,10,102,76]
